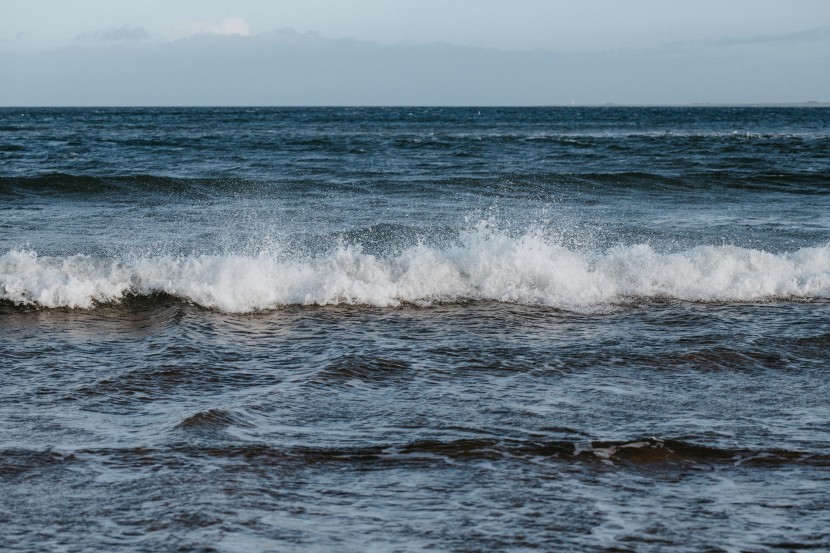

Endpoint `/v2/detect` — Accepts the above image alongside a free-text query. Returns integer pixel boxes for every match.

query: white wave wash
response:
[2,231,829,312]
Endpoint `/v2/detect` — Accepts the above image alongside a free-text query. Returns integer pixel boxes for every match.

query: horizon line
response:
[2,102,829,109]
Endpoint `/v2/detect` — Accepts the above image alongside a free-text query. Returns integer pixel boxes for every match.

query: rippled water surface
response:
[1,107,829,552]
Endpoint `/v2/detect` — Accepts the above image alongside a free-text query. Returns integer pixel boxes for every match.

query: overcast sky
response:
[2,0,829,105]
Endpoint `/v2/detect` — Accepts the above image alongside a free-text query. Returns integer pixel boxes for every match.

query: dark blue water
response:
[1,107,829,552]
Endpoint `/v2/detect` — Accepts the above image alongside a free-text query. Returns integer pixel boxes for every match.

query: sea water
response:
[1,107,829,552]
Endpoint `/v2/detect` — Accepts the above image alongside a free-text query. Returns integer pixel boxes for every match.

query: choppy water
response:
[1,107,829,552]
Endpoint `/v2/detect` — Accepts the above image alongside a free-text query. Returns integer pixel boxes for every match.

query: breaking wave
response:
[2,228,828,312]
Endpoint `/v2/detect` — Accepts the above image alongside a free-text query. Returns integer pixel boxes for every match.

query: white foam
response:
[2,228,829,312]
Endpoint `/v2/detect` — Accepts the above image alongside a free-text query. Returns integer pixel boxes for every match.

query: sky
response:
[2,0,829,105]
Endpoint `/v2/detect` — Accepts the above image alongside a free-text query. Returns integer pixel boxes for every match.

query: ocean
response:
[1,106,829,552]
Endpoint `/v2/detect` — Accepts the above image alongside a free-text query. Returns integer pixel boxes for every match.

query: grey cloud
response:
[77,25,151,43]
[715,26,830,46]
[1,31,828,106]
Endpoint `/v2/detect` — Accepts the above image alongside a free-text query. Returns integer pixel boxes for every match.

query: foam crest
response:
[2,230,829,312]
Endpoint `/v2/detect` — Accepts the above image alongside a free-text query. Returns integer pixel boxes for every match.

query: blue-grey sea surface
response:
[1,107,829,552]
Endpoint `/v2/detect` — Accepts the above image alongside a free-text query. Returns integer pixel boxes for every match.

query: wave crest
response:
[2,230,828,312]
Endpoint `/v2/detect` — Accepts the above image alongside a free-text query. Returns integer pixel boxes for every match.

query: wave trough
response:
[2,230,829,312]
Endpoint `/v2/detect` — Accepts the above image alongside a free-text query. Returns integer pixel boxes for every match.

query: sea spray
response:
[3,228,828,311]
